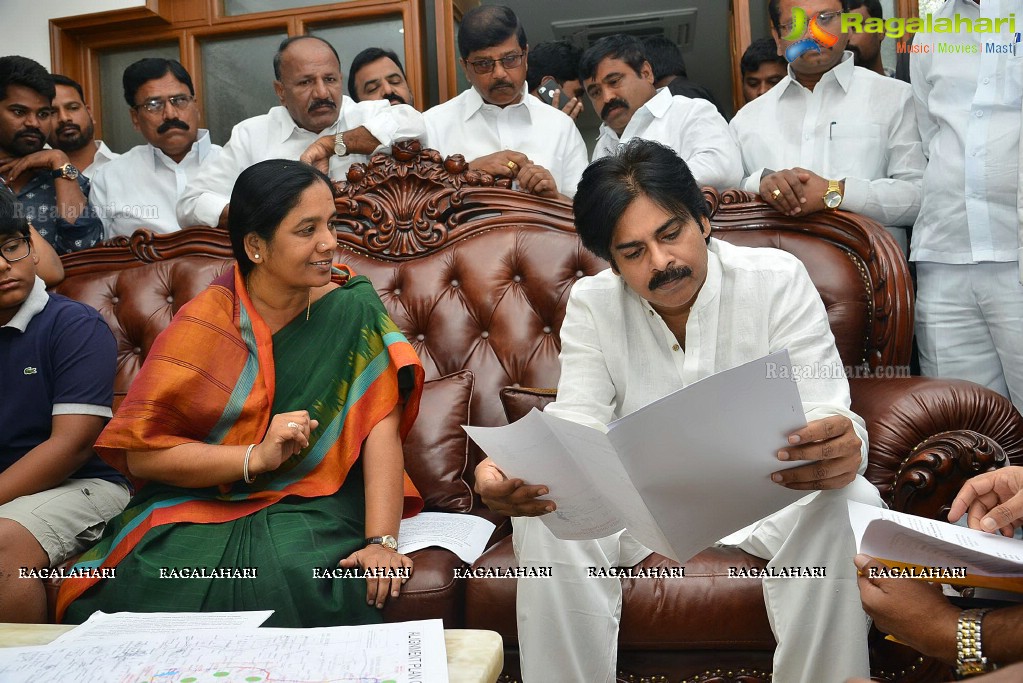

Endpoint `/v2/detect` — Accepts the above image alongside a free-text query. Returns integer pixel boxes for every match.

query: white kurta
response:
[730,52,925,254]
[89,129,221,237]
[176,100,425,227]
[81,140,119,178]
[591,87,743,192]
[910,0,1023,412]
[423,85,588,197]
[514,239,880,683]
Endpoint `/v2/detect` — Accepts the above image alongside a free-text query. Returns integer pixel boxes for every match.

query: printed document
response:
[464,350,808,562]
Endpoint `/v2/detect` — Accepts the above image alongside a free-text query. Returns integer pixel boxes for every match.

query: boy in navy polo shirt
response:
[0,187,129,622]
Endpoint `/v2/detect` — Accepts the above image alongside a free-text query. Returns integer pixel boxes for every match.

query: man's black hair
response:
[347,47,405,102]
[845,0,883,20]
[769,0,855,30]
[273,35,341,81]
[573,139,710,264]
[0,184,31,239]
[0,55,55,103]
[51,74,85,102]
[641,36,688,81]
[525,41,582,92]
[740,37,787,76]
[457,5,527,60]
[122,58,194,107]
[578,34,647,82]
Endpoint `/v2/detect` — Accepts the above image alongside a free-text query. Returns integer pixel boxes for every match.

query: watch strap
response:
[955,607,996,678]
[365,535,397,550]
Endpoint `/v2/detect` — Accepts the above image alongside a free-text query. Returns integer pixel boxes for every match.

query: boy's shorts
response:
[0,478,130,565]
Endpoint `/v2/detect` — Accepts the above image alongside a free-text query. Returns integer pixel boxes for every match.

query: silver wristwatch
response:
[334,132,348,157]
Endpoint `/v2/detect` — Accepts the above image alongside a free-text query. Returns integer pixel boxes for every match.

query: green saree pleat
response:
[64,290,384,627]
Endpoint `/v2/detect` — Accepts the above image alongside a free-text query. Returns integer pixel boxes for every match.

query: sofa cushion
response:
[500,386,556,423]
[404,370,475,512]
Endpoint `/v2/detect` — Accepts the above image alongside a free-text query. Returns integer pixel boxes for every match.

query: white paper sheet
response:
[399,512,497,564]
[50,609,273,645]
[849,500,1023,576]
[465,351,807,562]
[0,619,448,683]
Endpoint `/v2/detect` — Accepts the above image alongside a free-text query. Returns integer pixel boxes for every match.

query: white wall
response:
[0,0,143,69]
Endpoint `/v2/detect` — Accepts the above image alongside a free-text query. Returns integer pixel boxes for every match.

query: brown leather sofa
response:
[54,143,1023,683]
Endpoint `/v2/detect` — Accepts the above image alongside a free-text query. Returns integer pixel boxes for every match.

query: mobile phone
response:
[536,78,560,106]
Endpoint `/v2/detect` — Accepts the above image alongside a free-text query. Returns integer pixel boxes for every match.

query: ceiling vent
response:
[551,8,697,51]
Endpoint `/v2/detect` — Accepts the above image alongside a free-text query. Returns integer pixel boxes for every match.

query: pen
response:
[830,121,836,140]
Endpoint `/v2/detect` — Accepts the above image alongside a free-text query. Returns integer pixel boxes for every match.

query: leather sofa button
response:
[416,334,425,341]
[481,331,489,339]
[111,296,119,304]
[543,326,551,334]
[513,275,522,282]
[451,279,460,287]
[166,296,173,303]
[133,347,142,354]
[575,270,584,278]
[394,288,401,296]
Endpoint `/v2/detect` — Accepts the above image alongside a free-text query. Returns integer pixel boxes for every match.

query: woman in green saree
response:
[58,159,424,626]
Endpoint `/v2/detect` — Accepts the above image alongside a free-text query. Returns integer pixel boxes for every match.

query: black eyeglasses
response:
[0,237,32,265]
[466,52,525,75]
[778,10,842,36]
[133,94,195,114]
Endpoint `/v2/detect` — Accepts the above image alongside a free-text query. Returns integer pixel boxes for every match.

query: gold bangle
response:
[243,443,257,484]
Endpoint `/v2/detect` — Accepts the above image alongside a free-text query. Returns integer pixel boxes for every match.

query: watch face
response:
[381,535,398,550]
[823,190,842,209]
[334,134,347,156]
[65,164,79,180]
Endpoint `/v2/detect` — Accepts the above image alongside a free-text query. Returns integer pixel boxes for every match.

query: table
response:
[0,623,503,683]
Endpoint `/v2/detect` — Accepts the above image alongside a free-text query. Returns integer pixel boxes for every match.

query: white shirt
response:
[910,0,1022,265]
[176,99,425,227]
[423,85,588,197]
[547,239,868,471]
[81,140,119,178]
[90,129,222,237]
[731,52,925,230]
[591,88,743,192]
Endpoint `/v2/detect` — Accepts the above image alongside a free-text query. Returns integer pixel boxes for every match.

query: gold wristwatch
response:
[955,607,996,678]
[823,179,843,210]
[365,534,398,551]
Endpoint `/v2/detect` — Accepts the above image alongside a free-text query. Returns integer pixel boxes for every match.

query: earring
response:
[253,253,260,260]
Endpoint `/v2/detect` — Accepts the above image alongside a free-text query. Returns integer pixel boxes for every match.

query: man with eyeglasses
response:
[422,5,587,198]
[89,58,221,238]
[729,0,924,257]
[0,56,103,254]
[0,186,129,622]
[178,35,424,228]
[580,34,742,192]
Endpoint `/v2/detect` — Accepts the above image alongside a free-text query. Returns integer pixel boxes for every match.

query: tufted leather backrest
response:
[56,143,910,465]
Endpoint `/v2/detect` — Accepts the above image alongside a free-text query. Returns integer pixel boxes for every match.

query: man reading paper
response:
[474,139,882,683]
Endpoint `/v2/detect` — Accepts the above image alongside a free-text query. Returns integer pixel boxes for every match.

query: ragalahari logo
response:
[783,7,840,62]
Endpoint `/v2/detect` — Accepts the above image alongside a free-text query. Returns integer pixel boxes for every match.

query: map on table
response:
[0,618,447,683]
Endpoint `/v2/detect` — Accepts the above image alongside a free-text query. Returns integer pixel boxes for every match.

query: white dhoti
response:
[513,475,882,683]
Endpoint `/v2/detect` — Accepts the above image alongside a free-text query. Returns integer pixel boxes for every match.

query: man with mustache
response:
[422,5,587,198]
[177,35,424,228]
[729,0,924,257]
[474,139,881,682]
[348,47,415,109]
[89,58,221,237]
[0,56,103,254]
[581,34,742,193]
[47,75,119,178]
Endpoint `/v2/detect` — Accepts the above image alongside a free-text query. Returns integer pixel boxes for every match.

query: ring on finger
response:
[507,160,518,171]
[287,421,300,429]
[771,188,782,199]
